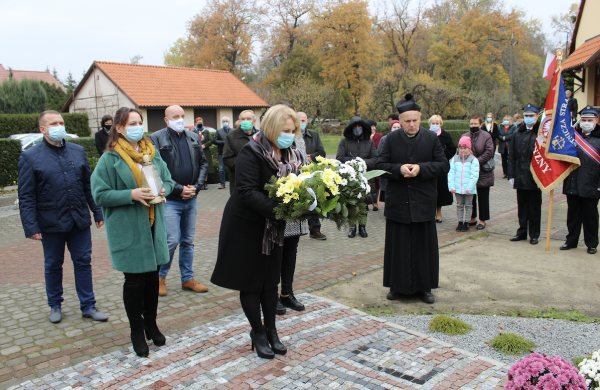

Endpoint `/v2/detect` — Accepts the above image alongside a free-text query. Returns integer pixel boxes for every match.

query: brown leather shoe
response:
[158,277,167,296]
[218,185,226,189]
[182,279,209,293]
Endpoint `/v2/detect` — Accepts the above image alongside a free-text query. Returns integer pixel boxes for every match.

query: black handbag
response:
[471,133,495,172]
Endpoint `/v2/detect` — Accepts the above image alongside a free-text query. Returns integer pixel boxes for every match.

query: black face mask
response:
[470,126,480,133]
[197,124,203,128]
[104,124,111,131]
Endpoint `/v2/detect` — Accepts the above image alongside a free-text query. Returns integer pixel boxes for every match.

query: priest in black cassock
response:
[376,94,450,304]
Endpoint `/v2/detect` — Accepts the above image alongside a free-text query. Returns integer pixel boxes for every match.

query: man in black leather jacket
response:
[149,105,209,296]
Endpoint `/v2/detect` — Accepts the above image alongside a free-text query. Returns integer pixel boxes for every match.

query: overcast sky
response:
[1,0,573,84]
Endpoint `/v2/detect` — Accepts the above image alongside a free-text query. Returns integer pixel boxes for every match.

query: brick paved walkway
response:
[11,295,508,390]
[0,154,574,387]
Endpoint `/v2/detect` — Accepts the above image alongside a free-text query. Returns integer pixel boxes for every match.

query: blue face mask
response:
[503,121,510,125]
[430,125,440,132]
[47,126,66,142]
[486,118,492,123]
[276,132,295,149]
[300,123,307,131]
[124,126,144,142]
[524,117,536,126]
[223,122,229,128]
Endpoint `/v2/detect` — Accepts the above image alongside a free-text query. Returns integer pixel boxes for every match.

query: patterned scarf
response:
[113,137,157,226]
[249,132,304,255]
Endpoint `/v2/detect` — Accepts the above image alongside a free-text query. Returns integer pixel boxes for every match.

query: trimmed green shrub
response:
[429,315,473,335]
[66,137,100,159]
[447,130,467,146]
[0,78,47,114]
[0,113,91,138]
[0,139,22,187]
[490,333,537,355]
[40,82,68,111]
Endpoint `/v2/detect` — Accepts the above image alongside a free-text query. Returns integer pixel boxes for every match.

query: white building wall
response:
[68,66,136,134]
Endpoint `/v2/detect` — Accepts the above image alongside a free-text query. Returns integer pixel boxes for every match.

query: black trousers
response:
[471,187,490,221]
[566,194,599,248]
[516,189,542,239]
[501,150,509,174]
[308,218,321,234]
[123,268,160,330]
[280,236,300,296]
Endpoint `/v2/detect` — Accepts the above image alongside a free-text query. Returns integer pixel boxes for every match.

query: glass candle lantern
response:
[140,154,165,204]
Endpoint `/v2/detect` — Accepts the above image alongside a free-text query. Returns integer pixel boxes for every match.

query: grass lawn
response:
[321,135,343,155]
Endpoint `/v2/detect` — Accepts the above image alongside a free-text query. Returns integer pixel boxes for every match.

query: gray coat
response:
[213,126,231,155]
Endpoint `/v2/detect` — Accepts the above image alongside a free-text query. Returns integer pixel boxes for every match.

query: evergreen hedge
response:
[0,79,47,114]
[0,139,22,187]
[66,137,100,159]
[0,113,91,138]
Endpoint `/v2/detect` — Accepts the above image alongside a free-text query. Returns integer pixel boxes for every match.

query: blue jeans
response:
[41,225,96,312]
[218,154,226,185]
[160,197,198,282]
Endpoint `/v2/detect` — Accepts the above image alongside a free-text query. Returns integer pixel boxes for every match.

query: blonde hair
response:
[428,115,443,126]
[503,115,512,123]
[261,105,301,144]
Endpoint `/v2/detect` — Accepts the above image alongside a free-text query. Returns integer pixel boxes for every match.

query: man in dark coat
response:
[507,104,542,245]
[560,106,600,254]
[18,110,108,324]
[298,111,327,240]
[566,90,578,124]
[94,115,112,155]
[376,94,450,304]
[223,110,258,195]
[213,117,231,189]
[149,105,210,296]
[336,116,377,238]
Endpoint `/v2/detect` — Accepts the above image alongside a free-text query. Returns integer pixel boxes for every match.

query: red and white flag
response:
[543,52,557,80]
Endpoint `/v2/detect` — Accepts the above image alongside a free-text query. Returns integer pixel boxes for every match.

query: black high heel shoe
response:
[131,329,149,357]
[250,330,275,359]
[265,328,287,355]
[145,324,166,346]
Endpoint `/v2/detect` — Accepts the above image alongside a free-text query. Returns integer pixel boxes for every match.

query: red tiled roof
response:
[93,61,269,108]
[0,64,66,91]
[562,35,600,71]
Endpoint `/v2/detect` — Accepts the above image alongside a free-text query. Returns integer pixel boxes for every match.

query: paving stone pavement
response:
[0,154,577,388]
[10,294,509,390]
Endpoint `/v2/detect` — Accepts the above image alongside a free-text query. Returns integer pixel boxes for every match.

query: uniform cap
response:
[579,105,600,118]
[522,104,541,114]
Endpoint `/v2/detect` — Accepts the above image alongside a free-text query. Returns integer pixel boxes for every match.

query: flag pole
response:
[545,47,564,252]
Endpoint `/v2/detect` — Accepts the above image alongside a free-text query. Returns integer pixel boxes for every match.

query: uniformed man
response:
[507,104,542,245]
[560,106,600,254]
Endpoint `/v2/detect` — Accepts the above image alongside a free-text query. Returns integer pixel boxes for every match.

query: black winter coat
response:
[507,122,539,190]
[483,122,499,149]
[95,128,110,155]
[18,138,103,238]
[211,140,284,292]
[303,130,326,161]
[563,125,600,199]
[437,130,456,207]
[376,128,449,223]
[213,126,231,155]
[336,119,377,170]
[223,127,256,194]
[149,128,209,200]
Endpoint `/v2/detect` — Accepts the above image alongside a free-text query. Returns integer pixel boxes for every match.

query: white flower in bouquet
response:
[579,349,600,389]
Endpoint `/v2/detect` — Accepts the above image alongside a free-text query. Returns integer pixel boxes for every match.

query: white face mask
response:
[169,118,186,132]
[581,121,596,134]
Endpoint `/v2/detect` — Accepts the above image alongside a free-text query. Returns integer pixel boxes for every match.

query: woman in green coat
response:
[91,107,174,357]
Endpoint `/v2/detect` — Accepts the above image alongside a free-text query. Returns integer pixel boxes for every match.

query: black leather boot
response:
[144,272,166,346]
[455,222,464,232]
[265,328,287,355]
[358,225,368,238]
[123,281,149,357]
[348,226,357,238]
[250,330,275,359]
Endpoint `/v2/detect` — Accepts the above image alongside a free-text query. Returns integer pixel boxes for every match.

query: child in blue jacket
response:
[448,136,480,232]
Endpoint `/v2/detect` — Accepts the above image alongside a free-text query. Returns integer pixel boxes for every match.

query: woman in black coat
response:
[211,105,303,359]
[336,117,377,238]
[428,115,456,222]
